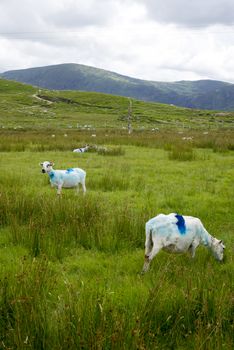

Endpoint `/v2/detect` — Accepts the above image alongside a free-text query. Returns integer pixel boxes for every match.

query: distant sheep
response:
[182,137,193,141]
[73,145,89,153]
[142,213,225,273]
[40,161,86,195]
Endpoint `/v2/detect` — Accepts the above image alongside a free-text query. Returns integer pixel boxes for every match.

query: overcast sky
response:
[1,0,234,83]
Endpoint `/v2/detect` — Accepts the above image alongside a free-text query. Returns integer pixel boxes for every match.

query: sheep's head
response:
[40,161,54,173]
[211,238,225,261]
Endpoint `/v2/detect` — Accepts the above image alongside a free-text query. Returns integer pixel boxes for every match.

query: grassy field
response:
[1,78,234,131]
[0,79,233,349]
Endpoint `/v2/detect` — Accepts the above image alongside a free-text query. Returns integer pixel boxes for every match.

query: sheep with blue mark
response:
[40,161,86,195]
[142,213,225,273]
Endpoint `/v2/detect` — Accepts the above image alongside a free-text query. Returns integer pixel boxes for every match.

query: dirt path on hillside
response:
[32,94,53,104]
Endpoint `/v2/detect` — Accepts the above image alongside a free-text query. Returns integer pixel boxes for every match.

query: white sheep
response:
[142,213,225,273]
[40,161,86,195]
[73,145,90,153]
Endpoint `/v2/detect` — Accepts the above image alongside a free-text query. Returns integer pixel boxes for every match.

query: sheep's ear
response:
[50,161,54,166]
[40,162,43,166]
[219,240,225,248]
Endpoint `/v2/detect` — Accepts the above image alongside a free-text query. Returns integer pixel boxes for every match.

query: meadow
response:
[0,79,233,349]
[0,130,233,350]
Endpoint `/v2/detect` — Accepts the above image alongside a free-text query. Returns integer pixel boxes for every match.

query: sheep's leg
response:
[142,244,161,273]
[81,181,86,194]
[57,184,62,195]
[142,257,151,274]
[188,241,199,258]
[76,184,80,194]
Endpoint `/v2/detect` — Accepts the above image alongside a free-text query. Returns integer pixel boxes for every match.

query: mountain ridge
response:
[1,63,234,110]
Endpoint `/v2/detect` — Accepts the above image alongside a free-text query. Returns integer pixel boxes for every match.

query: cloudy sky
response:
[1,0,234,82]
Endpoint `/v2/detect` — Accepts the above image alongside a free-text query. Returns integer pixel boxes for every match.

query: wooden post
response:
[127,98,132,134]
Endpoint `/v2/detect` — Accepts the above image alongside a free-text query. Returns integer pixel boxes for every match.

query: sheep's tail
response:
[145,222,152,238]
[142,222,153,273]
[145,222,153,255]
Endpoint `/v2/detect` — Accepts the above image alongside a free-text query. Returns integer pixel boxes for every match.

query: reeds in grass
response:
[167,143,196,161]
[97,146,125,156]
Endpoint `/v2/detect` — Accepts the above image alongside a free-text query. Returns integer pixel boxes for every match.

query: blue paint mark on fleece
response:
[175,214,186,234]
[66,168,74,174]
[49,172,55,179]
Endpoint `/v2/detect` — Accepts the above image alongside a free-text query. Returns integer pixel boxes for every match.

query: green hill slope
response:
[1,63,234,110]
[0,78,234,130]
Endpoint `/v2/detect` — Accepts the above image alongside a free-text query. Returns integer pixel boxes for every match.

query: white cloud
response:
[0,0,234,83]
[138,0,234,27]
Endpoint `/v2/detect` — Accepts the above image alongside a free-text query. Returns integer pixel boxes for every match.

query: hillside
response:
[0,78,234,131]
[1,63,234,111]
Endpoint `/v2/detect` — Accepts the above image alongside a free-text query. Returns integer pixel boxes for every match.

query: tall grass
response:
[96,146,125,156]
[0,135,233,349]
[1,252,233,349]
[167,143,196,161]
[0,190,147,258]
[0,129,234,153]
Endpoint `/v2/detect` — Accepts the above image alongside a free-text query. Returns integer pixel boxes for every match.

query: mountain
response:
[1,63,234,110]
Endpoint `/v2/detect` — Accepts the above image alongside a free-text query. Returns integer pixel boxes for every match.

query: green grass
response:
[0,140,233,349]
[0,79,233,349]
[1,78,234,130]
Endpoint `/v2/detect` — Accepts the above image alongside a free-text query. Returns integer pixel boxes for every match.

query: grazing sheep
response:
[142,213,225,273]
[40,161,86,195]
